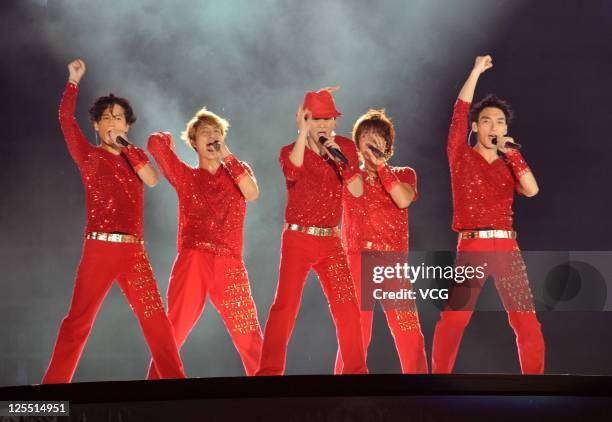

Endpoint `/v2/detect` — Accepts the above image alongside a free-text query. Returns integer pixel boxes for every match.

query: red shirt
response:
[448,99,520,231]
[342,166,417,254]
[148,135,251,259]
[59,82,147,238]
[279,136,359,228]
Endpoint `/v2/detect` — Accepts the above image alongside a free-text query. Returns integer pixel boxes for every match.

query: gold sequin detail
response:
[496,249,536,312]
[325,253,357,304]
[393,311,421,332]
[128,250,165,319]
[220,266,260,334]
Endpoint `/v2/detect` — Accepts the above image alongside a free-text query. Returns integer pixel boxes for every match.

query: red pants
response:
[432,237,545,374]
[147,249,263,378]
[257,230,368,375]
[42,239,185,384]
[334,253,428,374]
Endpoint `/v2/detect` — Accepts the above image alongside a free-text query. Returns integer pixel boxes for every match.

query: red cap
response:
[302,90,342,119]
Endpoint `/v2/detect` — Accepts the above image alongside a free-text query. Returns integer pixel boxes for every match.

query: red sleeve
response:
[335,137,360,184]
[223,155,254,184]
[122,145,150,173]
[58,82,94,167]
[377,163,400,193]
[279,145,304,182]
[447,99,471,166]
[147,132,188,188]
[504,150,531,179]
[395,166,418,202]
[503,150,532,195]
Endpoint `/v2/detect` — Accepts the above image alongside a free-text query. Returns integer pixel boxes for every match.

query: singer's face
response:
[473,107,507,149]
[358,130,388,161]
[193,123,225,157]
[307,117,336,141]
[95,104,129,145]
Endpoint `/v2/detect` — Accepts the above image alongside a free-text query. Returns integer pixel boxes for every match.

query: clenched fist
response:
[67,59,86,84]
[473,55,493,75]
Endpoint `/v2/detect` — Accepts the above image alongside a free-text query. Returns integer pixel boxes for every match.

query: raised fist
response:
[68,59,86,84]
[473,55,493,74]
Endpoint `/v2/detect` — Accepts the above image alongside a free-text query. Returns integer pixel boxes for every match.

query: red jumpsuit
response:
[256,136,368,375]
[431,99,545,374]
[42,82,185,384]
[334,164,428,374]
[145,133,263,378]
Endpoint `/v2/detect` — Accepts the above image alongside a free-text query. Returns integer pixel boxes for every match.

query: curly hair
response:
[88,93,136,125]
[469,94,514,124]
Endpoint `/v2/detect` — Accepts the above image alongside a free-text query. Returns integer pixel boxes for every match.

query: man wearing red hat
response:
[42,59,185,383]
[431,55,545,374]
[256,89,368,375]
[145,107,263,378]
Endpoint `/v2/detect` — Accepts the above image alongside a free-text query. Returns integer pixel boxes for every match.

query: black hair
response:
[88,93,136,124]
[469,94,514,124]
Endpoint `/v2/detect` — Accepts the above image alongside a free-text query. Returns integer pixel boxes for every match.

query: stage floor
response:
[2,374,611,421]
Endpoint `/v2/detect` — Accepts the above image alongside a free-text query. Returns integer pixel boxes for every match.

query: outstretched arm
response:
[448,55,493,161]
[59,59,94,165]
[458,55,493,103]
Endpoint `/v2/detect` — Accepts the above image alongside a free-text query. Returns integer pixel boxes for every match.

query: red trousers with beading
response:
[431,237,545,374]
[146,249,263,378]
[334,252,428,374]
[257,230,368,375]
[42,239,185,384]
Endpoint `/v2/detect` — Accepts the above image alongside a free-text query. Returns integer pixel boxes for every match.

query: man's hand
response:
[108,129,130,147]
[216,137,232,160]
[496,136,515,154]
[473,55,493,75]
[296,105,311,135]
[150,131,176,151]
[68,59,86,84]
[362,132,387,166]
[458,54,493,103]
[321,137,342,162]
[161,131,176,151]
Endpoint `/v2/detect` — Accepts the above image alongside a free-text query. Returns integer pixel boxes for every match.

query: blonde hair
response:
[181,107,230,150]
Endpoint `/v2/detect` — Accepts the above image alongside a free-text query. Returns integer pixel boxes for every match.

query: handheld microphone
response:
[368,145,385,159]
[318,136,348,165]
[116,135,131,147]
[212,141,221,151]
[492,136,521,150]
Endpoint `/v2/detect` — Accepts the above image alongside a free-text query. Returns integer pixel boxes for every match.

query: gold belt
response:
[460,230,517,240]
[86,232,143,244]
[285,223,339,237]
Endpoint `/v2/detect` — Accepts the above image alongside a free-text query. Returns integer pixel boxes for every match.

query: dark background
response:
[1,0,611,386]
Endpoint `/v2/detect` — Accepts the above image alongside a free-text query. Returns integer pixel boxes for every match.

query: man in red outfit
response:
[42,59,185,384]
[146,107,263,378]
[256,89,368,375]
[431,55,545,374]
[334,109,428,374]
